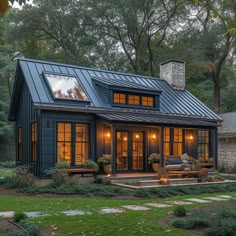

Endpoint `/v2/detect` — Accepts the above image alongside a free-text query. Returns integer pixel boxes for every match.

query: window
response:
[32,122,37,161]
[198,130,209,161]
[128,95,140,105]
[45,74,89,101]
[57,123,72,164]
[17,127,22,161]
[173,128,183,156]
[113,92,126,104]
[75,124,89,165]
[164,128,171,156]
[142,96,154,107]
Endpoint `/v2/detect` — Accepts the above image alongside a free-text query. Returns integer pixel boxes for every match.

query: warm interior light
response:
[151,134,156,141]
[106,132,110,138]
[190,135,193,140]
[135,134,139,139]
[123,137,127,141]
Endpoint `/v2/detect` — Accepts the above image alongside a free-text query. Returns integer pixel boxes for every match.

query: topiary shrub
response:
[13,212,28,223]
[20,219,40,236]
[170,219,186,228]
[173,206,187,217]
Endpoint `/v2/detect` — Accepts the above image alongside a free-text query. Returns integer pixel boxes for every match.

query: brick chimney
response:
[160,60,185,90]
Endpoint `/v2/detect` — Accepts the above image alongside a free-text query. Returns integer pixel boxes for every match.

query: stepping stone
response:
[99,208,124,214]
[24,211,49,218]
[204,197,228,201]
[0,211,14,218]
[217,195,234,199]
[121,205,150,211]
[185,198,210,203]
[63,210,91,216]
[145,203,173,208]
[166,200,193,205]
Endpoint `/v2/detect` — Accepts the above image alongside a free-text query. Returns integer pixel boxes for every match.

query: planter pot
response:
[103,164,112,175]
[152,163,160,172]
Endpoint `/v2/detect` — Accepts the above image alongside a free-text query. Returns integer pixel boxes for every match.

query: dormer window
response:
[44,73,89,101]
[112,91,158,109]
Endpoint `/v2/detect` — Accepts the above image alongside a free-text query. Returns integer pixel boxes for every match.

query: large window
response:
[45,74,89,101]
[198,130,209,161]
[173,128,183,156]
[113,92,126,104]
[75,124,89,165]
[164,128,171,156]
[32,122,37,161]
[17,127,22,161]
[57,122,90,165]
[57,123,72,164]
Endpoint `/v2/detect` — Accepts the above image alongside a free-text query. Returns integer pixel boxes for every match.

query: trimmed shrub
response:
[170,219,185,228]
[0,161,16,168]
[173,206,186,217]
[15,173,34,188]
[20,219,40,236]
[13,212,28,223]
[84,160,99,171]
[2,176,17,189]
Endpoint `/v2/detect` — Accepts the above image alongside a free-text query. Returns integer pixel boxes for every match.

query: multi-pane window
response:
[173,128,183,156]
[128,95,140,105]
[75,124,89,165]
[142,96,154,107]
[113,93,126,104]
[18,127,22,161]
[32,122,37,161]
[198,130,209,161]
[57,123,72,164]
[164,128,171,156]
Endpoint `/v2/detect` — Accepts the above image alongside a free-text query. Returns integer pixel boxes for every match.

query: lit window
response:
[45,74,89,101]
[113,93,126,104]
[164,128,170,156]
[57,123,72,164]
[32,122,37,161]
[18,127,22,161]
[75,124,89,165]
[128,95,140,105]
[173,128,183,156]
[142,96,154,107]
[198,130,209,161]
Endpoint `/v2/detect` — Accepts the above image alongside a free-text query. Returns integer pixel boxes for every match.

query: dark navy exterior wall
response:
[15,77,39,175]
[39,111,96,177]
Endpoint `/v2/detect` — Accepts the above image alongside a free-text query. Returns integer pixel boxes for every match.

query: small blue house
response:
[9,58,221,177]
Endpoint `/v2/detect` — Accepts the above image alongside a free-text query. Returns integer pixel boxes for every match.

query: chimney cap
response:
[160,59,185,66]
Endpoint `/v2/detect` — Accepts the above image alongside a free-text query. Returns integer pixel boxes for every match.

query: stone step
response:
[137,178,198,186]
[107,174,157,183]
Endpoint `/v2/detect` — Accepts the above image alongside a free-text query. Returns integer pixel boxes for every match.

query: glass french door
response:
[116,131,144,171]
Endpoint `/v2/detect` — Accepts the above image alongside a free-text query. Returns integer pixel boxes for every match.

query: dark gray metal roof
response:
[97,113,217,127]
[9,58,221,124]
[219,112,236,135]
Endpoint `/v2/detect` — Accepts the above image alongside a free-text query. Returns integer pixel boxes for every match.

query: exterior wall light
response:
[151,134,156,142]
[123,137,127,141]
[135,134,139,139]
[105,132,111,140]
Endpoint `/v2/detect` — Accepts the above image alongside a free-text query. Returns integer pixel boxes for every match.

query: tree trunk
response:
[213,77,220,113]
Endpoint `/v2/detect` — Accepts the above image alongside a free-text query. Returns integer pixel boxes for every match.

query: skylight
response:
[45,74,89,101]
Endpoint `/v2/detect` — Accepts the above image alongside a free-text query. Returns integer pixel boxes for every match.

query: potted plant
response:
[148,153,161,172]
[97,154,112,175]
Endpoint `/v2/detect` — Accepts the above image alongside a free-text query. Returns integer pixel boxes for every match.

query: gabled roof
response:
[9,58,221,124]
[218,112,236,137]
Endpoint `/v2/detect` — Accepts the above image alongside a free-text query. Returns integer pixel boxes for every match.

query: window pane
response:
[142,96,154,107]
[45,74,89,101]
[113,93,126,104]
[128,95,140,105]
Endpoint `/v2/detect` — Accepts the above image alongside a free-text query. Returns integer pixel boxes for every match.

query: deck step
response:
[107,174,157,184]
[137,178,198,186]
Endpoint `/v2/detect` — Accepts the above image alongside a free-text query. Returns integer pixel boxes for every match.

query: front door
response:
[116,131,144,172]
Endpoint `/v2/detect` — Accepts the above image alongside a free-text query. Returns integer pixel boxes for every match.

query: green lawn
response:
[0,167,14,177]
[0,193,235,235]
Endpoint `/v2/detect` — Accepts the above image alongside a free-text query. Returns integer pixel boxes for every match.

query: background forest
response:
[0,0,236,161]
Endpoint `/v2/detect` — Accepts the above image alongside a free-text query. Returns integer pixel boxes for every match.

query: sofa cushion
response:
[166,158,182,165]
[166,164,182,170]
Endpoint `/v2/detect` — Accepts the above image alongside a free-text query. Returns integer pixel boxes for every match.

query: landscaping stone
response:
[204,197,228,201]
[185,198,210,203]
[63,210,91,216]
[217,195,234,199]
[99,208,124,214]
[0,211,14,218]
[24,211,49,218]
[121,205,150,211]
[145,203,173,208]
[166,200,193,205]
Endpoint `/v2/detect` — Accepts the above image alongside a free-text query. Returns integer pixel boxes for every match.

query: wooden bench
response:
[168,170,200,178]
[65,168,97,177]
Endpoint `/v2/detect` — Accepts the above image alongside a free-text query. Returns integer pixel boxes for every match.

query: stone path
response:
[0,194,234,218]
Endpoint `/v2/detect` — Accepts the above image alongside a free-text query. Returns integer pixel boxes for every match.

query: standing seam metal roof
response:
[10,58,221,122]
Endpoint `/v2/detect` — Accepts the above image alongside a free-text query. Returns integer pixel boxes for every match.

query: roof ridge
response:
[19,58,162,81]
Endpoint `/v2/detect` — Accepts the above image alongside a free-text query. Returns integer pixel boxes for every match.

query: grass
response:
[0,192,235,235]
[0,167,15,177]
